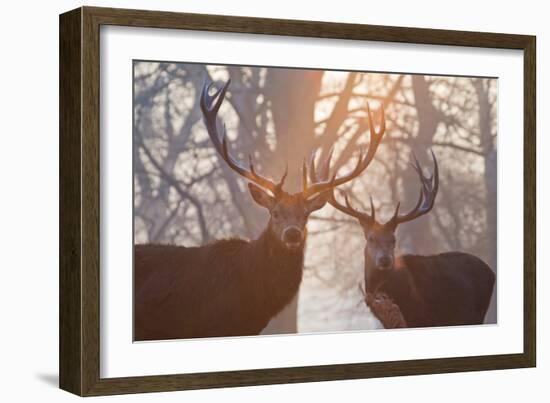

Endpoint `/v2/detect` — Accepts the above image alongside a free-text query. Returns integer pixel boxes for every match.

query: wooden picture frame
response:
[59,6,536,396]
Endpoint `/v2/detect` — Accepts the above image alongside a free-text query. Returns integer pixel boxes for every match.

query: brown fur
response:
[366,252,495,328]
[134,229,306,341]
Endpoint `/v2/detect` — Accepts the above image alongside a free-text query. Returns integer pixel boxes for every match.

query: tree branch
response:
[136,133,211,243]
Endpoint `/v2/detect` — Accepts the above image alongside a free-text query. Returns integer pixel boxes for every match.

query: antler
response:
[388,150,439,227]
[337,191,377,224]
[308,148,375,223]
[200,80,285,195]
[311,147,438,228]
[303,103,386,199]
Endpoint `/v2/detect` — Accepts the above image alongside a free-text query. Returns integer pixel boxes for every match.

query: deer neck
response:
[363,253,379,292]
[251,229,305,300]
[255,228,305,265]
[364,253,417,306]
[364,252,398,293]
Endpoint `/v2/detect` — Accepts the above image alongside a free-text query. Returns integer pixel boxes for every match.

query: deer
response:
[134,80,386,341]
[310,150,495,329]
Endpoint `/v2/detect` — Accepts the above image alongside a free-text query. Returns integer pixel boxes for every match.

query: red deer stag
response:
[310,150,495,329]
[134,80,386,340]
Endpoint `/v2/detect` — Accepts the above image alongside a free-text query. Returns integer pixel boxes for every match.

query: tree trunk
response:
[403,76,442,254]
[260,69,323,333]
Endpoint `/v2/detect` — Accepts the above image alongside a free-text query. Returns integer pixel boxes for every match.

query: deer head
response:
[310,149,438,272]
[200,80,385,250]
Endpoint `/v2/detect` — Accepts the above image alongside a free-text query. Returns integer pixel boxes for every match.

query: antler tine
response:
[369,196,376,223]
[390,150,439,227]
[302,158,310,194]
[334,191,373,222]
[307,148,338,201]
[201,80,278,194]
[307,148,375,224]
[303,103,386,199]
[306,147,334,181]
[274,163,288,195]
[303,146,363,198]
[200,80,230,154]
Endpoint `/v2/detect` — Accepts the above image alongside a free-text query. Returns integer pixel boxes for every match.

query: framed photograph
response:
[59,6,536,396]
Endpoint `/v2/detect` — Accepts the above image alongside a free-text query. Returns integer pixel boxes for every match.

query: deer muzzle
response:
[282,226,304,249]
[376,254,393,270]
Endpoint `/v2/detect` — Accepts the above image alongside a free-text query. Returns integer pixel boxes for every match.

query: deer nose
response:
[378,256,391,268]
[283,227,302,244]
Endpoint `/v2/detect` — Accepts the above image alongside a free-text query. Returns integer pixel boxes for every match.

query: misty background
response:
[133,61,497,334]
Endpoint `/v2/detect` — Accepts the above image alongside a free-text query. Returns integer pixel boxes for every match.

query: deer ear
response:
[306,191,329,213]
[248,183,276,210]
